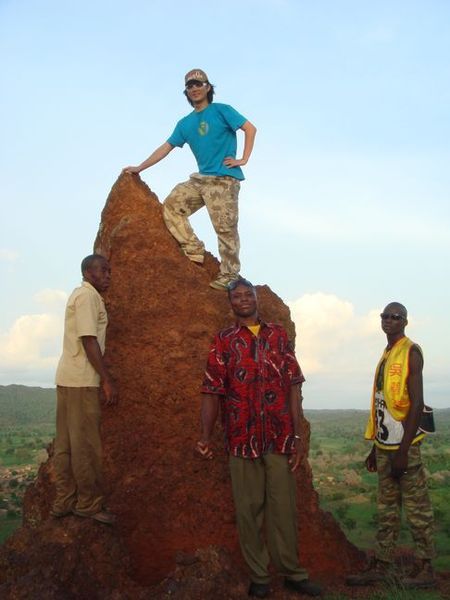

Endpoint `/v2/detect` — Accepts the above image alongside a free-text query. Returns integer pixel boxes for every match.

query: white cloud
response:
[289,292,379,375]
[0,289,66,385]
[0,248,19,262]
[287,292,384,408]
[0,313,62,369]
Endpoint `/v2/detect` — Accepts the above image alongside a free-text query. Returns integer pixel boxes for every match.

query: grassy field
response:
[306,408,450,572]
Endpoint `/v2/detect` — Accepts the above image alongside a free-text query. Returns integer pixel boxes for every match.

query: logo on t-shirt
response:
[198,121,209,136]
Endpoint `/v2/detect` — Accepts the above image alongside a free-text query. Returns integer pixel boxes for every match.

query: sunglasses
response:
[380,313,405,321]
[185,81,207,90]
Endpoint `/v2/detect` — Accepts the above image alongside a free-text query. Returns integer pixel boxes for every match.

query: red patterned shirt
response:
[201,320,305,458]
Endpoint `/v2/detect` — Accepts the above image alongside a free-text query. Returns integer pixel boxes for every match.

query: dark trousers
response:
[229,452,308,584]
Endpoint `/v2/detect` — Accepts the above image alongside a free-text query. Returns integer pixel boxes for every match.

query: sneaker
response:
[346,558,393,586]
[189,257,204,266]
[209,276,238,290]
[248,582,270,598]
[72,509,115,525]
[401,559,436,589]
[284,578,322,596]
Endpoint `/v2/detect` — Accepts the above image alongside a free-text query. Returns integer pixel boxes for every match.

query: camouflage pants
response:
[162,173,240,279]
[375,444,435,562]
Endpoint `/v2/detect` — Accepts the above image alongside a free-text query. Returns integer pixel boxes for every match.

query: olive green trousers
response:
[53,386,104,516]
[229,453,308,584]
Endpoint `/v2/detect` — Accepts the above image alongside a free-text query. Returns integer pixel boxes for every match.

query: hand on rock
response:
[365,446,377,472]
[121,166,141,174]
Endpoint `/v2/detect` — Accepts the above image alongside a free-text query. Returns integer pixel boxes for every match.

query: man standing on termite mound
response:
[347,302,435,589]
[52,254,117,525]
[196,279,322,598]
[123,69,257,291]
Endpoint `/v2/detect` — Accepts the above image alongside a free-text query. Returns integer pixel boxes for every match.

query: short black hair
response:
[227,277,255,298]
[81,254,107,276]
[184,83,215,107]
[384,301,408,318]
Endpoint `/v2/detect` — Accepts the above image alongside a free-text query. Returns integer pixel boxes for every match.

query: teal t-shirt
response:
[167,103,247,180]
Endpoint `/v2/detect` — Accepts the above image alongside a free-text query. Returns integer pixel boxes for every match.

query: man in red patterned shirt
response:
[196,279,321,598]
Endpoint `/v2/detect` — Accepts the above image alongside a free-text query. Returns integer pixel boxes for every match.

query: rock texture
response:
[1,175,364,598]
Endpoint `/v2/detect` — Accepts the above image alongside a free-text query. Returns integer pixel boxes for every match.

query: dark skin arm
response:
[288,384,303,472]
[81,336,117,406]
[365,444,377,472]
[196,393,220,459]
[391,346,424,478]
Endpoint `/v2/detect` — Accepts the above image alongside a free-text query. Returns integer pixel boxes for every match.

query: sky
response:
[1,0,449,409]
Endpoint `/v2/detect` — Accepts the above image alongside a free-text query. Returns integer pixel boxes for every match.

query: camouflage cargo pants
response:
[375,444,435,562]
[162,173,240,279]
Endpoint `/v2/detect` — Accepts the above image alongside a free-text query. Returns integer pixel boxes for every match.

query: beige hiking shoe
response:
[401,559,436,589]
[346,558,393,586]
[209,276,238,290]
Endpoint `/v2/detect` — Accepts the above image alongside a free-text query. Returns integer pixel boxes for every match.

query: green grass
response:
[323,590,443,600]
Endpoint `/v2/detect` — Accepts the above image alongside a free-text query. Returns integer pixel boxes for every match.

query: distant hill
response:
[304,407,450,441]
[0,385,56,426]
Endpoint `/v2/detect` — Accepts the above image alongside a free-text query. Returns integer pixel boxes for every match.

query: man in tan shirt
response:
[52,254,117,524]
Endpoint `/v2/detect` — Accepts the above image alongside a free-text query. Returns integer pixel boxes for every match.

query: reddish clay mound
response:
[0,174,363,597]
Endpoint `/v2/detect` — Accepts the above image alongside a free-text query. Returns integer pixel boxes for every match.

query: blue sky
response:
[1,0,449,408]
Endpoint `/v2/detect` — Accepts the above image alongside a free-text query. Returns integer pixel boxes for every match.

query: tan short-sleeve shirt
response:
[55,281,108,387]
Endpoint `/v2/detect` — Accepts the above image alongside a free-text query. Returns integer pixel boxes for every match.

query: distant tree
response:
[335,502,350,520]
[343,517,356,531]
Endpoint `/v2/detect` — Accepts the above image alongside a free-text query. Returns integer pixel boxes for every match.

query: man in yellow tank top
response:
[347,302,435,589]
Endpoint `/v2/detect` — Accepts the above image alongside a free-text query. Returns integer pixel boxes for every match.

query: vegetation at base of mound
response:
[305,408,450,572]
[0,385,56,543]
[323,589,443,600]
